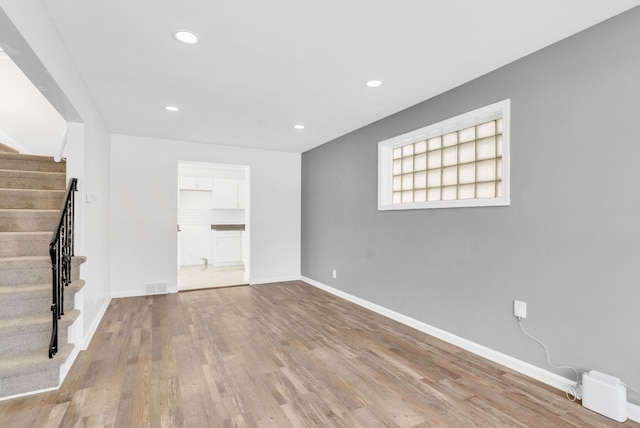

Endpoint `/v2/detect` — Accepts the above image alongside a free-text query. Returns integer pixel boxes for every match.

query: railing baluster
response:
[49,178,78,358]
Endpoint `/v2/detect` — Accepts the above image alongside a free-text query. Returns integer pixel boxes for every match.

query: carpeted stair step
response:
[0,150,85,400]
[0,344,73,397]
[0,310,79,357]
[0,143,19,154]
[0,169,66,190]
[0,280,85,320]
[0,256,51,285]
[0,209,58,232]
[0,153,65,173]
[0,189,65,210]
[0,256,85,286]
[0,231,50,257]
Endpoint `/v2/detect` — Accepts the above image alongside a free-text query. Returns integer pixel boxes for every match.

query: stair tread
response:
[0,153,66,168]
[0,257,50,270]
[0,283,49,294]
[0,168,65,176]
[0,188,65,193]
[0,344,73,378]
[0,154,66,174]
[0,231,51,236]
[0,256,86,288]
[0,168,66,191]
[0,255,50,263]
[0,255,87,261]
[0,153,63,162]
[0,212,59,232]
[0,309,79,335]
[0,143,19,154]
[0,280,85,297]
[0,208,58,212]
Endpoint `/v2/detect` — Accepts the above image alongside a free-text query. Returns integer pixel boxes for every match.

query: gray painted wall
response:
[302,7,640,404]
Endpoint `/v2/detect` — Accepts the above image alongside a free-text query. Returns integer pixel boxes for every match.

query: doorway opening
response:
[177,161,249,291]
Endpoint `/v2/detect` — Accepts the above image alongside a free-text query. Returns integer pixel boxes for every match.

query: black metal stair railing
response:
[49,178,78,358]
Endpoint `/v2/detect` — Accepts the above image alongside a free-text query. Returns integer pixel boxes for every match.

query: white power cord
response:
[517,318,581,401]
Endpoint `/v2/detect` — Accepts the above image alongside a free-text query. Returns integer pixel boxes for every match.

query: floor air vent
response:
[145,282,168,295]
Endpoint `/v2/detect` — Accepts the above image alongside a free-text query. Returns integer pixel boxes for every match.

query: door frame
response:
[177,161,250,287]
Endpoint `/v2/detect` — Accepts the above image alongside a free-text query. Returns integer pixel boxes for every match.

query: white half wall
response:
[110,134,301,297]
[0,49,66,155]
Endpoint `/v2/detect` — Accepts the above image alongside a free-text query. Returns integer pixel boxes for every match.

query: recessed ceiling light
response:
[172,30,200,45]
[366,80,383,88]
[294,125,305,130]
[165,105,180,112]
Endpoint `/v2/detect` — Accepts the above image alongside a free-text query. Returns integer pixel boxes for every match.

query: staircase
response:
[0,143,85,399]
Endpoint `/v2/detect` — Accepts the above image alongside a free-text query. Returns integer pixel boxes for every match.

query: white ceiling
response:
[42,1,640,153]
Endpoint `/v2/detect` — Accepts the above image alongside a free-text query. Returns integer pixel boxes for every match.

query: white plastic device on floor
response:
[582,370,627,422]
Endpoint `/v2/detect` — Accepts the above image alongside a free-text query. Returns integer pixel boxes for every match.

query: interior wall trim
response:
[250,275,301,285]
[111,290,152,299]
[0,386,57,403]
[300,276,640,423]
[80,297,112,351]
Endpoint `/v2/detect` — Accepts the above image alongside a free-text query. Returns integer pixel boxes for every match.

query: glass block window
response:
[379,100,510,210]
[391,118,503,203]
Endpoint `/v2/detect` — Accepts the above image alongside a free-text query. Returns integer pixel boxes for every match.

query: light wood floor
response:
[1,280,637,427]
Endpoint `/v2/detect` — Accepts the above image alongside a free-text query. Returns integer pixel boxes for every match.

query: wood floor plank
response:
[0,280,637,427]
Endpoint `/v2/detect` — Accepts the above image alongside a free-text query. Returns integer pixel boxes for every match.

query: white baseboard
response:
[111,274,302,294]
[111,289,147,298]
[81,297,112,351]
[113,289,181,298]
[59,345,81,383]
[300,276,640,423]
[250,275,301,285]
[629,402,640,423]
[0,386,57,402]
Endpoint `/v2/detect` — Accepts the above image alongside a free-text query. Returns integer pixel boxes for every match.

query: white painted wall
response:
[179,163,246,180]
[110,134,301,297]
[0,49,65,155]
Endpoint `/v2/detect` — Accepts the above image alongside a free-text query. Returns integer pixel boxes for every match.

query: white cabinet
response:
[213,179,245,209]
[179,176,213,191]
[237,180,246,209]
[179,176,197,190]
[212,179,237,208]
[179,224,212,266]
[212,230,242,266]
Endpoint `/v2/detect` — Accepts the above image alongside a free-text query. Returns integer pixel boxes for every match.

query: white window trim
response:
[378,99,511,211]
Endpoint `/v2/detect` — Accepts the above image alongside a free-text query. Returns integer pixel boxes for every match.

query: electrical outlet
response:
[514,300,527,319]
[332,269,337,279]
